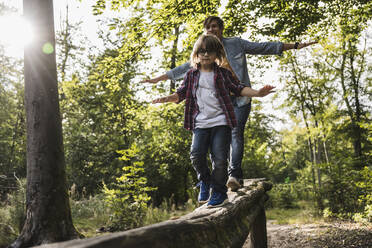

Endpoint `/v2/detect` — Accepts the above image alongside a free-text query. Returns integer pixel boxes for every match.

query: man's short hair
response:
[203,16,224,30]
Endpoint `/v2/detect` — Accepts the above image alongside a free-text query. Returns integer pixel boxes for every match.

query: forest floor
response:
[243,220,372,248]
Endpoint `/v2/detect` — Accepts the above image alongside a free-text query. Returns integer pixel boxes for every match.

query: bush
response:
[103,145,156,231]
[8,178,26,232]
[353,166,372,222]
[0,177,26,248]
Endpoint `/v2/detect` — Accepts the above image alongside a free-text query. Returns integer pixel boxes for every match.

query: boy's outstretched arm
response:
[152,93,179,104]
[241,85,275,97]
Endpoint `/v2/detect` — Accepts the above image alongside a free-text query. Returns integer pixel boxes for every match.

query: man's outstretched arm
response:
[141,74,169,84]
[141,62,191,84]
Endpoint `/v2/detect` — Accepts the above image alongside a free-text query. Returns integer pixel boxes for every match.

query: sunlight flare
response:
[0,14,33,55]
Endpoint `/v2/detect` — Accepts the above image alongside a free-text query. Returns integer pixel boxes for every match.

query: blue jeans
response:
[190,126,231,194]
[229,102,251,179]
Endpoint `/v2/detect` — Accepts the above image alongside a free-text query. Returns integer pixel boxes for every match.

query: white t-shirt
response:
[195,71,227,129]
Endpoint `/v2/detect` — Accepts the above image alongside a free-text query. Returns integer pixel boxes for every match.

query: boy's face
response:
[197,45,217,66]
[204,20,223,40]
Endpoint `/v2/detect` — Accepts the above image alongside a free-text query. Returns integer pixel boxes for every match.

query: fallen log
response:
[36,178,272,248]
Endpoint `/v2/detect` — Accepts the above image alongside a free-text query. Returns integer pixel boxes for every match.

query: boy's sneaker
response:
[197,181,210,203]
[207,191,228,208]
[226,176,242,191]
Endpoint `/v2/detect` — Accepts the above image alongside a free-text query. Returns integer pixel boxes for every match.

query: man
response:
[142,16,316,191]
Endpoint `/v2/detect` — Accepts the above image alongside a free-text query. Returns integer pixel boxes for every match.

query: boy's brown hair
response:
[190,34,226,68]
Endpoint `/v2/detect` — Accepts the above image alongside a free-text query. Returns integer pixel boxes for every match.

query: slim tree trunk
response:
[338,39,363,168]
[348,40,363,162]
[307,138,316,191]
[59,5,70,83]
[169,25,179,93]
[11,1,79,247]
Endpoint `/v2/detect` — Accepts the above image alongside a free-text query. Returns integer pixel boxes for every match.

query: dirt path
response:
[243,220,372,248]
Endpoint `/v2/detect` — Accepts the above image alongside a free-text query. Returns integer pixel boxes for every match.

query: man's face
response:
[204,20,223,40]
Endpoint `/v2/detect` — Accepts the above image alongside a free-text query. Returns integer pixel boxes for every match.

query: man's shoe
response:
[197,181,210,203]
[226,176,241,191]
[207,191,228,208]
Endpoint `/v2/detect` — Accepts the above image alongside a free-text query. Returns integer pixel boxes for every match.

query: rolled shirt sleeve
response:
[222,37,283,107]
[239,38,283,56]
[223,69,245,96]
[166,62,192,81]
[175,70,191,103]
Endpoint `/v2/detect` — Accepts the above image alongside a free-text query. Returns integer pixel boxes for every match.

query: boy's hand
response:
[152,93,179,104]
[152,96,168,104]
[258,85,276,97]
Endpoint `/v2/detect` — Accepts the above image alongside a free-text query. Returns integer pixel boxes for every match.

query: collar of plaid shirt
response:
[178,64,244,130]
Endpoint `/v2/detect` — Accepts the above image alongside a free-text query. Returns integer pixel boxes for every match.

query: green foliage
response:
[70,194,108,220]
[232,0,371,40]
[61,48,141,196]
[266,200,320,224]
[144,198,196,226]
[103,144,156,231]
[267,183,298,209]
[273,10,371,215]
[242,104,281,179]
[8,178,26,233]
[0,6,26,193]
[134,103,194,205]
[0,209,17,248]
[321,165,361,216]
[70,194,111,237]
[91,0,226,84]
[0,177,25,247]
[354,166,372,222]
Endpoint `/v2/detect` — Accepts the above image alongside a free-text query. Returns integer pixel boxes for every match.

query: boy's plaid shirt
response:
[176,64,245,130]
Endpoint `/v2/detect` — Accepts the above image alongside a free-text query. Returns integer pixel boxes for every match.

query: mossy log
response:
[36,178,272,248]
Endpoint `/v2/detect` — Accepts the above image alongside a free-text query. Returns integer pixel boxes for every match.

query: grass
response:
[1,188,325,244]
[144,198,196,225]
[266,200,324,225]
[70,194,111,237]
[71,195,197,238]
[0,205,18,248]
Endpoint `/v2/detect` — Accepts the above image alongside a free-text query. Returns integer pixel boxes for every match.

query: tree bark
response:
[248,207,267,248]
[10,1,79,247]
[169,25,179,93]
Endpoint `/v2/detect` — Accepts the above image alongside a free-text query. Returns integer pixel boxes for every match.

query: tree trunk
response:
[10,1,79,247]
[348,40,363,164]
[169,25,179,93]
[338,39,363,169]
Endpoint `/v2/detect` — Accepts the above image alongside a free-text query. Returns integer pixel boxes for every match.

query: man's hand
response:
[297,41,318,49]
[140,74,169,84]
[283,41,318,51]
[257,85,276,97]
